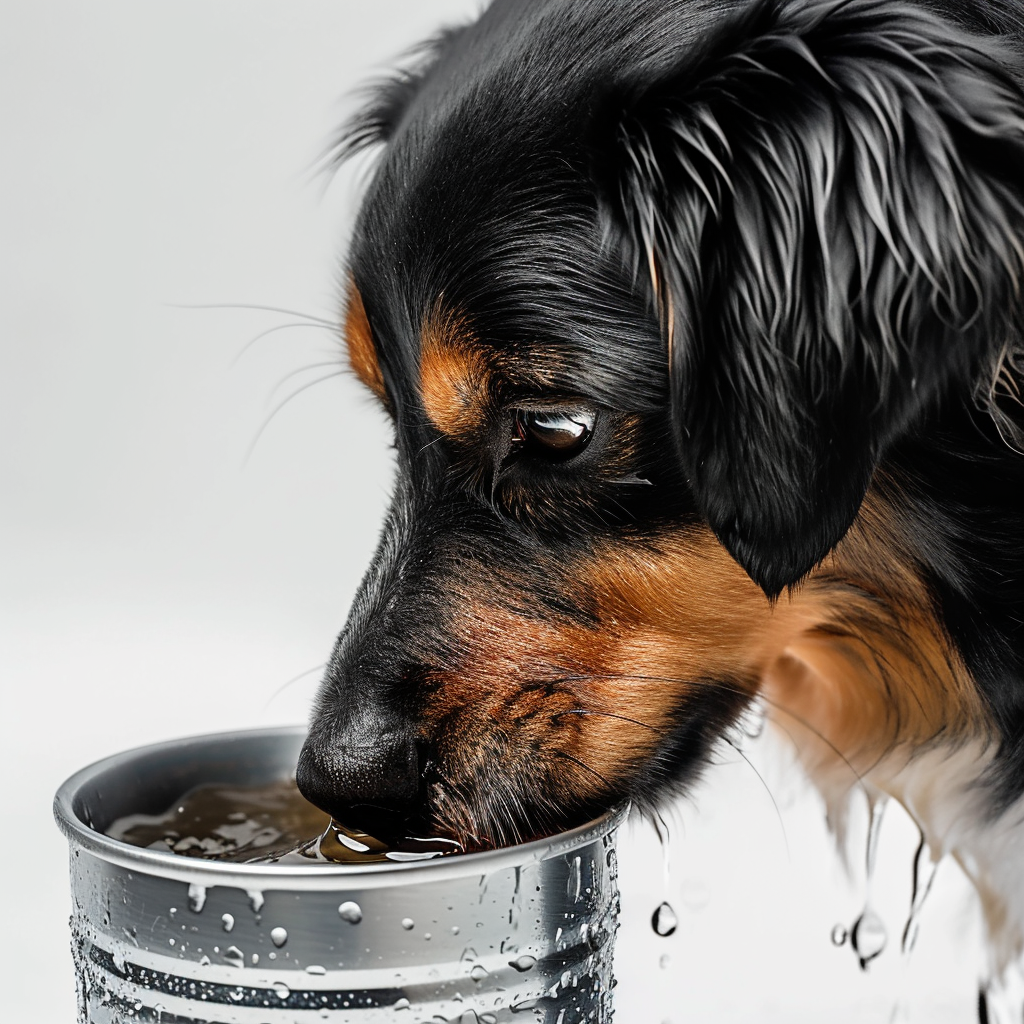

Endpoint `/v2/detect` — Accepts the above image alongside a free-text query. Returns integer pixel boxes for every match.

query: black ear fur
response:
[593,0,1024,596]
[329,26,468,166]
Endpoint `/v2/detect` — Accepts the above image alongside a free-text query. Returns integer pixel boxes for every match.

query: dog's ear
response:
[593,0,1024,596]
[331,26,468,163]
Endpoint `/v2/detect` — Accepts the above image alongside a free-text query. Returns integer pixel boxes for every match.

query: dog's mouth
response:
[295,722,625,854]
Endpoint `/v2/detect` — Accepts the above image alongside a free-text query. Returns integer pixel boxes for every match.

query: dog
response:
[295,0,1024,990]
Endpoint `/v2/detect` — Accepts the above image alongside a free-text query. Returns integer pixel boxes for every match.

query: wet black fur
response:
[298,0,1024,840]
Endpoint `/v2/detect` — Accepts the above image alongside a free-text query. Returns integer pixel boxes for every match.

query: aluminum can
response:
[54,727,625,1023]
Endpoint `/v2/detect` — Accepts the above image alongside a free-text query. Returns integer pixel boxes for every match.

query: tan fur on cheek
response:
[420,530,787,806]
[343,279,387,402]
[764,487,990,781]
[419,305,490,437]
[419,505,992,826]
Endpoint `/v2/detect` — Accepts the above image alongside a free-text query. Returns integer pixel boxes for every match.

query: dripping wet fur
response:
[296,0,1024,983]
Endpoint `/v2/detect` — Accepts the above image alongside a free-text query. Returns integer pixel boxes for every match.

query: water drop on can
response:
[187,883,206,913]
[338,901,363,924]
[270,926,288,948]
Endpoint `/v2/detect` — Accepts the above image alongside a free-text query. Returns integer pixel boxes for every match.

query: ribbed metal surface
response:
[56,727,625,1023]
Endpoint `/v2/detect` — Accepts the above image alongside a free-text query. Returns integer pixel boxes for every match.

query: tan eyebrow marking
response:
[419,303,490,437]
[343,278,387,403]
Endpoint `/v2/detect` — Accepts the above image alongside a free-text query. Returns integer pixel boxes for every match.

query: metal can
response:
[54,726,625,1023]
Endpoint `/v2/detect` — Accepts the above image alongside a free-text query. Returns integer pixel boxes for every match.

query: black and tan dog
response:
[296,0,1024,973]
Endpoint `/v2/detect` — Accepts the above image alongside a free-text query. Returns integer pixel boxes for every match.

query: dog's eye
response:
[512,407,595,460]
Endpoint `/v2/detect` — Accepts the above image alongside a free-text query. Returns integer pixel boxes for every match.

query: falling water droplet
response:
[187,884,206,913]
[902,834,939,954]
[831,924,848,947]
[270,927,288,948]
[509,954,537,972]
[652,902,678,937]
[221,914,234,933]
[401,918,415,931]
[851,908,887,969]
[338,901,363,924]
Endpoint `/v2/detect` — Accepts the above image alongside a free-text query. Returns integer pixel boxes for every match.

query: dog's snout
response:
[296,730,425,840]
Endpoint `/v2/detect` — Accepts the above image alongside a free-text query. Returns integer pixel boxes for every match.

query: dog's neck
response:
[756,488,1022,970]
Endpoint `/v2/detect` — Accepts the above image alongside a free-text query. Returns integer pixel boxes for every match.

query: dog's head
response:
[297,0,1024,847]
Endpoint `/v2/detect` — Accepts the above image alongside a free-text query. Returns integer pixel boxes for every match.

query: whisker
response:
[557,708,658,732]
[232,321,339,367]
[722,735,791,860]
[270,360,345,400]
[563,670,869,797]
[261,663,327,711]
[170,302,338,327]
[556,750,613,788]
[244,371,347,464]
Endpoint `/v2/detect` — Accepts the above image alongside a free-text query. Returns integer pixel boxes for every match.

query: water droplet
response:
[401,918,415,931]
[865,796,888,886]
[659,953,671,969]
[566,856,582,902]
[851,908,887,969]
[902,835,939,954]
[509,954,537,972]
[393,997,411,1010]
[223,945,245,969]
[270,927,288,948]
[246,889,264,913]
[187,884,207,913]
[221,914,234,933]
[480,1015,497,1024]
[451,925,460,935]
[470,964,488,982]
[273,982,290,1000]
[831,924,848,946]
[338,901,363,924]
[306,964,326,975]
[652,901,678,937]
[199,955,210,966]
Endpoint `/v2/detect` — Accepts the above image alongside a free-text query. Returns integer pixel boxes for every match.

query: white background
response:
[0,3,990,1021]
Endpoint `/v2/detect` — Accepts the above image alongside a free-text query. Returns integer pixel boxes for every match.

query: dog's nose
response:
[296,731,425,841]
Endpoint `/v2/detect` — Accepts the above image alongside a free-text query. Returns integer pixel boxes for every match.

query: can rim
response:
[54,725,629,890]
